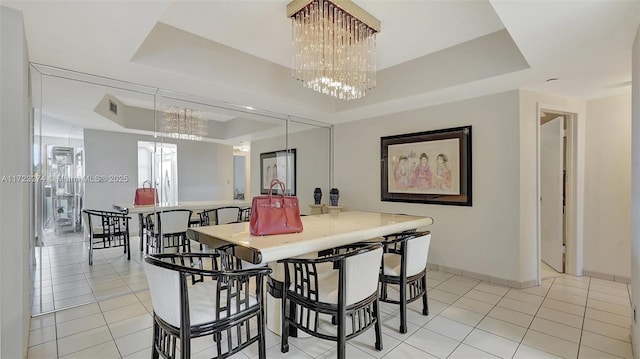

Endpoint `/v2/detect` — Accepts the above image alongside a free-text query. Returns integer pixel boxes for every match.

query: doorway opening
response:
[537,106,580,283]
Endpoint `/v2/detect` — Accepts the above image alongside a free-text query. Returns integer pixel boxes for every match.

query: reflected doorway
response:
[138,141,178,204]
[233,152,249,200]
[41,141,85,247]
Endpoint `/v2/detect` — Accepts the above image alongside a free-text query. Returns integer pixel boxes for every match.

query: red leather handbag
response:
[134,180,158,206]
[250,179,303,236]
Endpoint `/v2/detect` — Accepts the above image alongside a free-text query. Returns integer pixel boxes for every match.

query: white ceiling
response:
[5,0,640,130]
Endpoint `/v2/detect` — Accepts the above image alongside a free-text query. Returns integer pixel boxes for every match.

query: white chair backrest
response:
[345,247,383,305]
[158,211,190,234]
[217,207,240,225]
[82,211,91,238]
[144,260,181,327]
[406,233,431,277]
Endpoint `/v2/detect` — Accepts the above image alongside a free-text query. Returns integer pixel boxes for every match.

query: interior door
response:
[541,116,564,272]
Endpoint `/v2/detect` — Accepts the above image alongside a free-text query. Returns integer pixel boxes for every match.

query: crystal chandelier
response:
[163,106,208,141]
[287,0,380,101]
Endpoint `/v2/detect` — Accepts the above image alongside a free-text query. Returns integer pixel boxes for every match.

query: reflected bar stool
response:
[145,209,192,254]
[199,206,242,226]
[82,209,131,265]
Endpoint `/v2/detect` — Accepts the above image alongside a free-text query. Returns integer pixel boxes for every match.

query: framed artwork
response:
[381,126,472,206]
[260,149,296,195]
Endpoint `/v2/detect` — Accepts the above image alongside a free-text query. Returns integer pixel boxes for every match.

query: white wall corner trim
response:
[629,20,640,357]
[0,5,31,358]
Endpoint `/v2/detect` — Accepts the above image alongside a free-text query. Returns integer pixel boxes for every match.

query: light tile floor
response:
[32,237,148,314]
[28,241,634,359]
[541,261,564,281]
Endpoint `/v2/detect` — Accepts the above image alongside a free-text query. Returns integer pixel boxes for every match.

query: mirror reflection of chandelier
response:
[287,0,381,101]
[163,106,208,141]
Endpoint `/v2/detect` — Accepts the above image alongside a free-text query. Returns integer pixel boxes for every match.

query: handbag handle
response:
[143,180,152,189]
[267,179,293,227]
[268,179,286,197]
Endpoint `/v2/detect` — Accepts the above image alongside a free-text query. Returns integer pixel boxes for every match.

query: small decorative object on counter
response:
[329,188,340,206]
[313,187,322,205]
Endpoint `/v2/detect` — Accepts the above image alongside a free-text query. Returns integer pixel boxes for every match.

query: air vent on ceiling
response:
[109,100,118,115]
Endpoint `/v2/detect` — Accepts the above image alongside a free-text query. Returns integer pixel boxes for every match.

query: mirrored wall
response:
[30,64,332,315]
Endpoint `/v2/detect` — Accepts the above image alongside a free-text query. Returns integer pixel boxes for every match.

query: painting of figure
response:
[387,138,460,195]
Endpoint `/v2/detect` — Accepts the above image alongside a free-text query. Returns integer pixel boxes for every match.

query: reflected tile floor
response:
[29,254,634,358]
[32,237,149,314]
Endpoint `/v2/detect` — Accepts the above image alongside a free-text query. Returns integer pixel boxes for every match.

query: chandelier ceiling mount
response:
[287,0,381,101]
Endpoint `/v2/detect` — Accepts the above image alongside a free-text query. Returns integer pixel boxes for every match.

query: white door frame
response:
[540,115,565,273]
[537,103,582,285]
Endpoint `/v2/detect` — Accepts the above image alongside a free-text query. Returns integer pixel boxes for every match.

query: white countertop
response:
[187,211,433,263]
[113,200,250,214]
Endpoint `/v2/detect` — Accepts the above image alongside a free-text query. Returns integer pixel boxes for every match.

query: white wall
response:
[174,138,233,202]
[584,94,632,278]
[84,130,140,211]
[251,126,331,215]
[0,5,30,358]
[84,129,233,211]
[334,91,522,281]
[630,21,640,355]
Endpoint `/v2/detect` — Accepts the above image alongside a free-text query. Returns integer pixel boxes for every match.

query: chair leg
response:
[126,238,131,260]
[337,313,346,359]
[89,241,93,266]
[281,294,290,353]
[373,299,383,351]
[180,322,190,359]
[138,214,144,252]
[151,320,160,359]
[399,279,407,334]
[337,293,347,359]
[257,305,267,359]
[421,274,429,315]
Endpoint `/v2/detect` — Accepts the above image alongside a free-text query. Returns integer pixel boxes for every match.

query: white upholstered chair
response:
[144,252,271,359]
[279,243,384,359]
[378,231,431,333]
[145,209,192,253]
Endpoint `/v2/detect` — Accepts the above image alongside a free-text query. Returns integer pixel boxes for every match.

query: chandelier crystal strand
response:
[163,106,207,141]
[289,0,378,100]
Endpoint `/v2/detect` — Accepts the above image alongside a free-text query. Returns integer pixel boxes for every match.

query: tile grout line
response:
[510,275,559,359]
[429,275,508,359]
[507,278,544,359]
[576,277,590,359]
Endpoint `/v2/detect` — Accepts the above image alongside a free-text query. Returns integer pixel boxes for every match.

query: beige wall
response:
[334,91,523,281]
[0,5,30,358]
[584,94,632,278]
